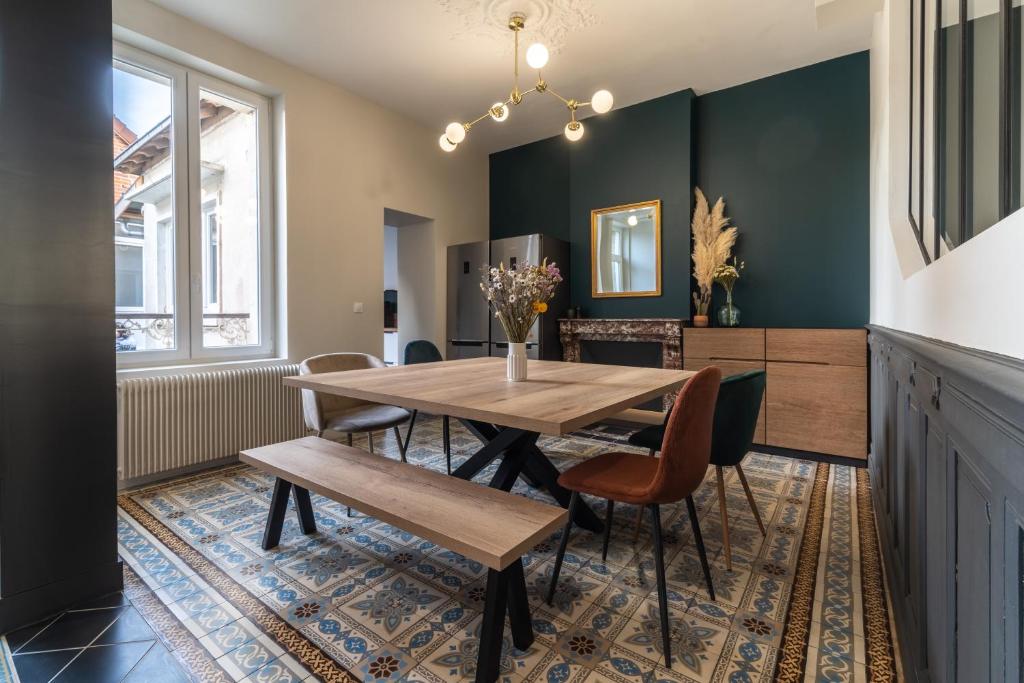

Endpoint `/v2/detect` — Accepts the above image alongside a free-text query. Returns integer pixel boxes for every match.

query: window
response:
[113,44,273,364]
[913,0,1024,260]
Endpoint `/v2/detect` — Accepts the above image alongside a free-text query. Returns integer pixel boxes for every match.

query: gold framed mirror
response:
[591,200,662,298]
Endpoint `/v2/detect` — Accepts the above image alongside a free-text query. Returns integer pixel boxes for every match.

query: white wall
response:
[112,0,489,364]
[396,221,437,361]
[870,0,1024,359]
[383,225,398,292]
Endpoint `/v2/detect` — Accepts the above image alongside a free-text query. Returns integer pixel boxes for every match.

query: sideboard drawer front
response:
[766,328,867,367]
[683,328,765,361]
[765,361,868,458]
[684,358,766,443]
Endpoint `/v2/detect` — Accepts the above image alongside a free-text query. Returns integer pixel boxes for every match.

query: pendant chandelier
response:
[439,12,613,151]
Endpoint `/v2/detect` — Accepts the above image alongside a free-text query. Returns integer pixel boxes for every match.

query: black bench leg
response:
[262,477,292,550]
[505,560,533,651]
[292,486,317,535]
[476,567,509,683]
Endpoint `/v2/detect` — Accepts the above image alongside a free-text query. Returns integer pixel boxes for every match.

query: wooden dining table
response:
[284,357,694,533]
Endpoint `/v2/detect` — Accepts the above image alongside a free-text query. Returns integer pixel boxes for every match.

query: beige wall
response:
[870,0,1024,359]
[112,0,489,364]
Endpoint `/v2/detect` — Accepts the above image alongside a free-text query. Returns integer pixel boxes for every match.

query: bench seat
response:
[240,436,567,683]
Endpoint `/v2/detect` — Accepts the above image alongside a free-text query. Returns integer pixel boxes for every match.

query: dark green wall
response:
[490,90,694,318]
[489,51,870,328]
[697,52,869,328]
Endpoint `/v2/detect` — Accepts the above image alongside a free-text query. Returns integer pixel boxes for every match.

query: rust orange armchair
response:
[545,365,721,668]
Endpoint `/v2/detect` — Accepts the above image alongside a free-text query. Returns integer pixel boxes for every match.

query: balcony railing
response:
[115,313,251,352]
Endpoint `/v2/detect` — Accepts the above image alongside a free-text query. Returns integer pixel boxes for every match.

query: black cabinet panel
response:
[953,447,992,682]
[869,326,1024,683]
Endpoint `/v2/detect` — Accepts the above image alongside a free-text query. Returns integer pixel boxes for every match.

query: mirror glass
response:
[591,200,661,298]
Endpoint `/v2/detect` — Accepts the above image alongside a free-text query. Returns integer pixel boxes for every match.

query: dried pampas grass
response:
[691,187,737,315]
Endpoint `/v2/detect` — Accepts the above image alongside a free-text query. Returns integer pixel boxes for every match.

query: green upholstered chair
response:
[403,340,452,474]
[627,369,767,569]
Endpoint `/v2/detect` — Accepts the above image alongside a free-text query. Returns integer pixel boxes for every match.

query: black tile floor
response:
[3,592,191,682]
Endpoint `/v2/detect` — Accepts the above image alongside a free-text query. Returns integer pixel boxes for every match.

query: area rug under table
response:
[116,416,897,682]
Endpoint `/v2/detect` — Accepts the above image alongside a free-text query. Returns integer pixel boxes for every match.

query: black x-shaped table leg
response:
[452,419,604,533]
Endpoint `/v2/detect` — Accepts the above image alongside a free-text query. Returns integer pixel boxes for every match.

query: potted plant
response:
[713,257,744,327]
[690,188,737,327]
[480,259,563,381]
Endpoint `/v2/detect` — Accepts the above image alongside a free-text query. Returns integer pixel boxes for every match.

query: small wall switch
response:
[353,302,364,313]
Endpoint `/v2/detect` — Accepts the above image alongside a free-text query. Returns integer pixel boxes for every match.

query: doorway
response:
[382,208,436,364]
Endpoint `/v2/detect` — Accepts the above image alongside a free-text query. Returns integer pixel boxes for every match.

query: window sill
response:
[116,356,291,380]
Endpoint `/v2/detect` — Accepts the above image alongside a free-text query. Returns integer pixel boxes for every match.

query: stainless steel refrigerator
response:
[446,234,569,362]
[445,240,490,360]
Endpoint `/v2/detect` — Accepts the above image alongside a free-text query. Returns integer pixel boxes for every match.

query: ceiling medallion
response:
[437,0,597,56]
[438,11,612,151]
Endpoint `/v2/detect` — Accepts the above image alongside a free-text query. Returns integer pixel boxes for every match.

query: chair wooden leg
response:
[685,495,715,601]
[649,504,672,669]
[631,449,657,543]
[346,432,353,446]
[601,499,615,561]
[735,463,766,536]
[393,426,408,463]
[715,466,732,571]
[367,431,374,454]
[546,491,579,605]
[443,415,451,475]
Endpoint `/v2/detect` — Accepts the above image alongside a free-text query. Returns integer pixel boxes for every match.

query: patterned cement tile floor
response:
[1,416,896,682]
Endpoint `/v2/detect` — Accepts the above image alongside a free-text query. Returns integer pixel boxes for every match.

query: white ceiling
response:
[148,0,874,154]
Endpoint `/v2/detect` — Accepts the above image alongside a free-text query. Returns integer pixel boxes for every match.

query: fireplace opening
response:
[580,340,664,412]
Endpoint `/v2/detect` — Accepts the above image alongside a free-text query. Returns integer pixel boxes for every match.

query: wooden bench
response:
[240,436,567,683]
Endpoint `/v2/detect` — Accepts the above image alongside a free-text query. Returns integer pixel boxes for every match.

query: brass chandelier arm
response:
[439,12,612,149]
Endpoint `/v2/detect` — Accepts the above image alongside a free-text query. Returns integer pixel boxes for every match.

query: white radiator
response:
[117,364,306,483]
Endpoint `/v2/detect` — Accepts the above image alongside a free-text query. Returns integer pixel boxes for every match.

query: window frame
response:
[914,0,1019,262]
[114,42,275,368]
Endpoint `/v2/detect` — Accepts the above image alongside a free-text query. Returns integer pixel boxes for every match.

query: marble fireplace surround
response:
[559,318,683,411]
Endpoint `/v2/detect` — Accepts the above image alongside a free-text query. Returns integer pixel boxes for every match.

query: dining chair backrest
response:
[646,366,721,504]
[299,352,386,433]
[710,370,766,468]
[404,340,443,365]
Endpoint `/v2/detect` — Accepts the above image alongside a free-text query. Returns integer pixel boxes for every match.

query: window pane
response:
[198,89,261,347]
[967,0,1000,237]
[937,0,962,248]
[115,243,143,308]
[113,60,176,353]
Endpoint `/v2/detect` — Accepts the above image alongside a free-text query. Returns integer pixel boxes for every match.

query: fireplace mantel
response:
[559,318,683,410]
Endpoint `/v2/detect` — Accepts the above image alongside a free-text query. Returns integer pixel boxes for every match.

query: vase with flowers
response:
[690,187,737,327]
[480,258,563,381]
[713,257,744,327]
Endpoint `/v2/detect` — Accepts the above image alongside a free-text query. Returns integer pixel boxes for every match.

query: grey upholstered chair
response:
[299,353,413,517]
[299,353,412,457]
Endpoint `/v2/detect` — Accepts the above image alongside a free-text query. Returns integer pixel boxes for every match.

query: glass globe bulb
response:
[489,102,509,122]
[591,89,614,114]
[526,43,549,70]
[564,121,584,142]
[445,122,466,144]
[439,134,457,152]
[627,215,638,227]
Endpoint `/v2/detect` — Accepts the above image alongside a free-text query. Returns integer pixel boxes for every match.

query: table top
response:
[284,357,693,435]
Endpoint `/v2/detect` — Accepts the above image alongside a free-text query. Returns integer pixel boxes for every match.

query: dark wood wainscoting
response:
[868,325,1024,682]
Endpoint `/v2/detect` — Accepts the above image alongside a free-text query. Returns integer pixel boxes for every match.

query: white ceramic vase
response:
[507,342,528,382]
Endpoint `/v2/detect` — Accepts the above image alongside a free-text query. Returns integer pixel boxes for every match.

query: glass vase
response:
[717,293,741,327]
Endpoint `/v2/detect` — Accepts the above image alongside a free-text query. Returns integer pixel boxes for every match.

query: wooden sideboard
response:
[683,328,867,459]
